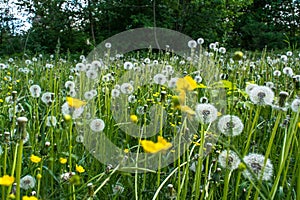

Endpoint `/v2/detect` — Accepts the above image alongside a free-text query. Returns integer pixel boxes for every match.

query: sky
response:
[0,0,34,33]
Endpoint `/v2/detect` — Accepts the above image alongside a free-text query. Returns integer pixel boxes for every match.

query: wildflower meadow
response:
[0,31,300,200]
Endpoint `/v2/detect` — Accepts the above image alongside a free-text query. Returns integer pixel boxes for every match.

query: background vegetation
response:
[0,0,300,56]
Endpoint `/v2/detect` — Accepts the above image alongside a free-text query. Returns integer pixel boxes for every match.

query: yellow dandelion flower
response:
[153,93,159,97]
[66,97,87,108]
[0,175,15,186]
[76,164,85,173]
[30,154,42,163]
[0,99,3,103]
[22,196,38,200]
[176,76,198,91]
[59,157,67,164]
[140,136,172,154]
[130,115,138,123]
[124,149,129,153]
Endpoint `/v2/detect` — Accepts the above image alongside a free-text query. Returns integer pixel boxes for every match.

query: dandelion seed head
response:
[153,73,167,85]
[291,98,300,112]
[195,103,218,124]
[86,69,98,79]
[188,40,197,48]
[265,81,274,89]
[65,81,75,90]
[194,75,202,83]
[69,90,77,97]
[128,95,136,103]
[293,75,300,82]
[111,89,121,98]
[29,85,42,98]
[283,67,293,76]
[217,115,244,136]
[76,135,84,143]
[75,63,86,72]
[197,38,204,45]
[91,60,103,70]
[124,61,134,70]
[280,55,288,62]
[41,92,54,105]
[242,153,273,181]
[218,150,240,170]
[84,91,94,100]
[105,42,111,49]
[144,58,151,64]
[90,118,105,132]
[20,175,36,190]
[219,47,226,54]
[209,43,216,50]
[249,86,274,105]
[273,70,281,77]
[286,51,293,57]
[168,77,179,88]
[120,83,134,94]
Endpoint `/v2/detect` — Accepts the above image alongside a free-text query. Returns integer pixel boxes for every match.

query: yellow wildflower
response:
[76,164,85,173]
[0,99,3,103]
[130,115,138,123]
[59,157,67,164]
[140,136,172,154]
[124,149,129,153]
[66,97,87,108]
[0,175,15,186]
[30,154,42,163]
[22,196,38,200]
[176,76,198,91]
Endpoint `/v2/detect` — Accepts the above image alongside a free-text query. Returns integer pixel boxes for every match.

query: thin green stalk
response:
[244,106,262,156]
[222,137,231,200]
[253,111,282,199]
[270,112,299,199]
[15,141,24,200]
[152,161,188,200]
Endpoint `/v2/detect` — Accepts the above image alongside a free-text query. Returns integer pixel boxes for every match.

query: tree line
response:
[0,0,299,56]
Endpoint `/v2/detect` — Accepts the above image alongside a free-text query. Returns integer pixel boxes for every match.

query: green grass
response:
[0,46,299,200]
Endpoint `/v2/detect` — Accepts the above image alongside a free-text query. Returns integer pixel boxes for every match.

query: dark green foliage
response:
[0,0,299,56]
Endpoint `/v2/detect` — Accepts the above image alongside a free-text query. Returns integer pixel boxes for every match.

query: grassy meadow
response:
[0,42,300,200]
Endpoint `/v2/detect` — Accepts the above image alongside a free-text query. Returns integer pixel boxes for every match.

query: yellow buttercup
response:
[66,97,87,108]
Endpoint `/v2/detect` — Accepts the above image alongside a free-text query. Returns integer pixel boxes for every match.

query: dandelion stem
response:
[244,106,261,156]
